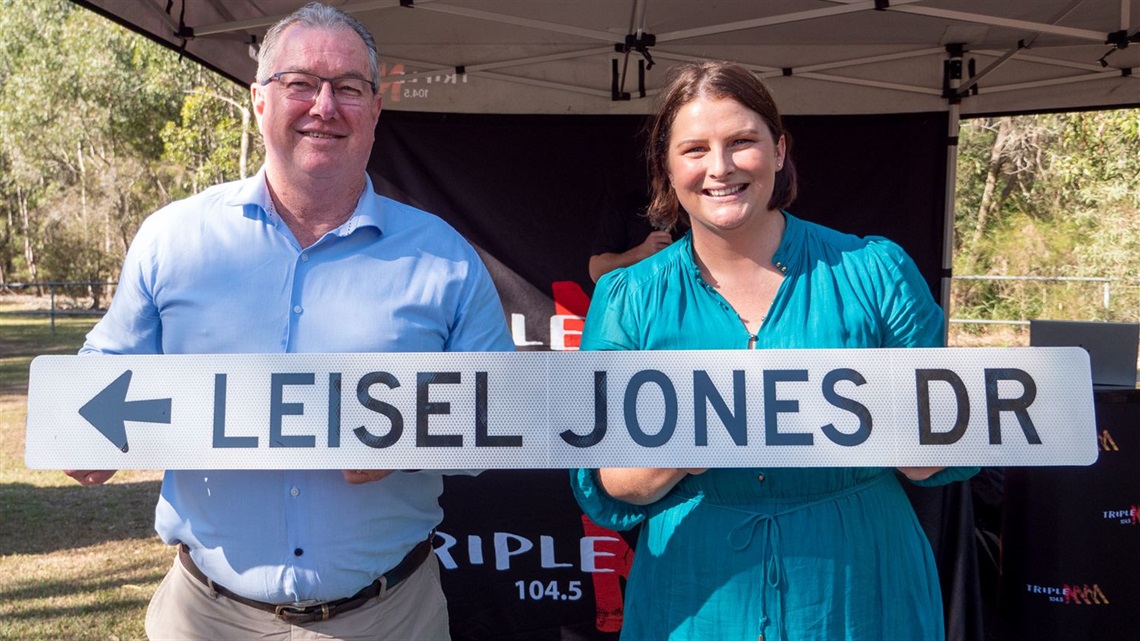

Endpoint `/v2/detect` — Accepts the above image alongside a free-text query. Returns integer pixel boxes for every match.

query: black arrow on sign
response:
[78,370,172,453]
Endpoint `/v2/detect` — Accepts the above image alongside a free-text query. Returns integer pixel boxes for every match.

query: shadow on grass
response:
[0,556,166,605]
[0,596,155,624]
[0,480,161,555]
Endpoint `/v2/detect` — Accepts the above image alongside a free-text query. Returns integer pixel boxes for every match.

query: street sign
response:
[25,347,1098,470]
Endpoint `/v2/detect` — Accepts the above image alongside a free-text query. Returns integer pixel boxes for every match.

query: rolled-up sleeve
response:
[570,468,649,532]
[907,465,979,487]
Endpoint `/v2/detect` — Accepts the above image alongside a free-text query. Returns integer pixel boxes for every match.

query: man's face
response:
[251,24,382,185]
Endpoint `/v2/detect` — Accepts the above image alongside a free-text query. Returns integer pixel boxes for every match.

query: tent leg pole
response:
[940,48,963,344]
[941,106,960,343]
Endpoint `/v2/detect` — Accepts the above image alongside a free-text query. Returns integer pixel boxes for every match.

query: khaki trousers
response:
[145,551,450,641]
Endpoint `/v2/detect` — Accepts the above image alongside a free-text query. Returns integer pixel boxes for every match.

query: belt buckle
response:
[274,603,329,624]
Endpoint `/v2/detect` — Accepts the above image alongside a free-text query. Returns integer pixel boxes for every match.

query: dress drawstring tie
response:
[724,472,893,641]
[728,512,783,641]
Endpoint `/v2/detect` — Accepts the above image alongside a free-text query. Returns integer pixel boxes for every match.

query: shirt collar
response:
[679,231,701,278]
[771,211,801,274]
[225,167,385,235]
[680,210,802,276]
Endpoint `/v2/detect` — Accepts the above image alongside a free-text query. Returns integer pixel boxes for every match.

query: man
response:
[65,3,512,638]
[587,189,679,282]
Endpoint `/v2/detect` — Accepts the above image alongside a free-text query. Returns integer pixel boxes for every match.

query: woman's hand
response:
[598,468,706,505]
[896,466,944,481]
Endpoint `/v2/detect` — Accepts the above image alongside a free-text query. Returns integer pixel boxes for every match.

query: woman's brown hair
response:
[645,61,798,231]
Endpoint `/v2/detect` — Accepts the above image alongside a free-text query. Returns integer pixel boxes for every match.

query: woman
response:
[571,61,976,641]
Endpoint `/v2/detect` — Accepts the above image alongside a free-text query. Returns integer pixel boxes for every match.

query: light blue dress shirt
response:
[571,213,977,640]
[82,169,513,603]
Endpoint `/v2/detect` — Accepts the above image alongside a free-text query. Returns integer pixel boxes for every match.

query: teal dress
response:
[571,213,977,641]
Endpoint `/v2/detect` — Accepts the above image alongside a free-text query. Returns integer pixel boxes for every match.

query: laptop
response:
[1030,320,1140,388]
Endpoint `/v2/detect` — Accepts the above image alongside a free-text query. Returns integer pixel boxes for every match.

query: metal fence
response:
[949,275,1136,327]
[0,281,117,333]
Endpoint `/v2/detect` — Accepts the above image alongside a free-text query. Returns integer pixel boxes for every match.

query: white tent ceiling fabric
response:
[76,0,1139,116]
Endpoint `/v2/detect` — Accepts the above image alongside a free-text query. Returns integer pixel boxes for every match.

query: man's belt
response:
[177,531,435,625]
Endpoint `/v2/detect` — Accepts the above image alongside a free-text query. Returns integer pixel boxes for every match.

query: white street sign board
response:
[25,348,1098,470]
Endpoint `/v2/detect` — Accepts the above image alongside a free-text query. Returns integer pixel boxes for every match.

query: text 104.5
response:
[515,580,583,601]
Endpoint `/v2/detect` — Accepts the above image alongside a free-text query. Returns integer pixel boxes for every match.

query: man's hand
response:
[633,230,674,260]
[64,470,118,486]
[589,230,676,282]
[341,470,395,485]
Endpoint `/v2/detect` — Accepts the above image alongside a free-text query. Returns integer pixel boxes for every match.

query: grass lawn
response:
[1,305,167,641]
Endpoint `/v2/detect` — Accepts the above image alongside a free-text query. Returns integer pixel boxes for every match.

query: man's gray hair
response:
[257,2,380,90]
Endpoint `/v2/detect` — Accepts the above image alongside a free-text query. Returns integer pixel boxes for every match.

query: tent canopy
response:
[75,0,1139,116]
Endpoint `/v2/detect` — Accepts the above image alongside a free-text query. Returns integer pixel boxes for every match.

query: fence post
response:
[49,283,56,335]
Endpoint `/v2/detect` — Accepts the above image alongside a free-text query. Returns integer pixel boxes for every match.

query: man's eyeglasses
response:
[259,71,376,106]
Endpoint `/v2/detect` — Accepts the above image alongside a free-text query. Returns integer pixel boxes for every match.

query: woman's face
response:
[666,96,785,236]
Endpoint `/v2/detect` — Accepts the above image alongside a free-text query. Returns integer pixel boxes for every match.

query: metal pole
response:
[940,46,963,342]
[49,283,56,334]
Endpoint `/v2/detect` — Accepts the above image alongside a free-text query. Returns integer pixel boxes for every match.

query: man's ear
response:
[251,83,266,126]
[372,94,383,125]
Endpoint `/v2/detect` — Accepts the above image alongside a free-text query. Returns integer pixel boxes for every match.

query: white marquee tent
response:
[73,0,1138,117]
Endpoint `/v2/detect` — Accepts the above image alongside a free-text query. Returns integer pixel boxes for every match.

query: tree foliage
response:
[953,109,1140,328]
[0,0,257,295]
[161,68,261,198]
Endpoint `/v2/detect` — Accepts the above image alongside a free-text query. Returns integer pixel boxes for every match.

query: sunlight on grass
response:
[0,538,171,641]
[1,306,167,640]
[0,307,100,393]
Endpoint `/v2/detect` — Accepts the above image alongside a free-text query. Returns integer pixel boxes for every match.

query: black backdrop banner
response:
[368,110,982,640]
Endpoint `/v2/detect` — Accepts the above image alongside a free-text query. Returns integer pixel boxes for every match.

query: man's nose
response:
[309,81,338,117]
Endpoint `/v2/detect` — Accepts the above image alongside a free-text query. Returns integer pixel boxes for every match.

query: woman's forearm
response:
[597,467,706,505]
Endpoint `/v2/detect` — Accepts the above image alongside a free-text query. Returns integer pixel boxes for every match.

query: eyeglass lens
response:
[273,72,372,105]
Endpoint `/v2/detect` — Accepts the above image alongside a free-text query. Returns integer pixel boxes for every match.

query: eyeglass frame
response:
[258,71,378,104]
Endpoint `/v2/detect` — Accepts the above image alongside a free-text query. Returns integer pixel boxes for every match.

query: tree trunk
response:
[962,117,1012,275]
[17,185,39,294]
[241,105,250,179]
[1,206,12,287]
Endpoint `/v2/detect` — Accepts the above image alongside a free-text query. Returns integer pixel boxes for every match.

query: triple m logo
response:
[1099,429,1119,451]
[1027,584,1111,605]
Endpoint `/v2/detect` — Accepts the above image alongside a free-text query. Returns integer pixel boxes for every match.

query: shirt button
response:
[293,305,302,314]
[301,254,309,262]
[757,473,766,482]
[294,548,304,557]
[290,487,299,497]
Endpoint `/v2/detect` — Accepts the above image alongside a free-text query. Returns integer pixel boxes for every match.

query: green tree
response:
[161,68,261,198]
[953,109,1140,329]
[0,0,71,288]
[0,0,255,299]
